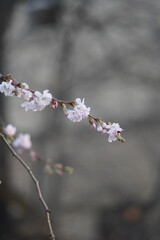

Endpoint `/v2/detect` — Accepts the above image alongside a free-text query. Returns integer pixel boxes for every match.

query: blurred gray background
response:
[1,0,160,239]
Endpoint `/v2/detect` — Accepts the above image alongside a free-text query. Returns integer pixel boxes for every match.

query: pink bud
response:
[91,122,96,130]
[51,99,58,109]
[88,117,96,130]
[30,151,37,161]
[54,163,63,176]
[17,148,25,155]
[45,164,54,175]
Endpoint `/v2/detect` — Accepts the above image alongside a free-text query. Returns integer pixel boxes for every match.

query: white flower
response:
[40,90,53,106]
[66,109,83,122]
[107,123,123,143]
[22,83,29,89]
[21,90,52,111]
[23,90,33,100]
[74,98,90,118]
[65,98,91,122]
[34,90,52,110]
[4,124,16,137]
[13,133,32,149]
[21,100,37,111]
[0,81,15,96]
[16,83,33,100]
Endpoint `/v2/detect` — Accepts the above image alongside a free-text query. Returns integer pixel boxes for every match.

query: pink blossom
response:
[13,133,32,149]
[65,98,90,122]
[96,121,123,142]
[21,83,33,100]
[21,100,37,111]
[16,83,33,100]
[23,90,33,100]
[4,124,16,137]
[66,109,83,122]
[29,151,37,161]
[0,81,15,96]
[74,98,90,118]
[107,123,123,143]
[34,90,52,106]
[54,163,63,176]
[21,90,52,111]
[96,121,109,134]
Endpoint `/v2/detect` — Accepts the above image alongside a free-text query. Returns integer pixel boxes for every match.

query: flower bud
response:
[97,124,103,133]
[30,151,37,161]
[62,104,68,116]
[117,133,125,143]
[64,166,74,174]
[88,117,96,130]
[45,164,54,174]
[51,99,58,109]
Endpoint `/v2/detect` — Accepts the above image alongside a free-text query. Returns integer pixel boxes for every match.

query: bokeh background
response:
[1,0,160,239]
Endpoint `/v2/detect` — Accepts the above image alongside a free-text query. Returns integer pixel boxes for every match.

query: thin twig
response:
[0,133,55,240]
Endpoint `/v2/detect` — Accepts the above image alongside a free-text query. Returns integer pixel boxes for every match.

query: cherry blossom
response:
[107,123,123,143]
[21,99,37,111]
[67,109,83,122]
[34,90,52,108]
[21,90,52,111]
[64,98,91,122]
[96,121,109,134]
[0,80,15,96]
[13,133,32,149]
[94,121,124,142]
[4,124,16,137]
[16,83,33,100]
[23,90,33,101]
[0,74,125,143]
[0,72,126,240]
[74,98,90,117]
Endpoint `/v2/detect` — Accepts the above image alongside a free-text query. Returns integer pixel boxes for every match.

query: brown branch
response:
[0,133,55,240]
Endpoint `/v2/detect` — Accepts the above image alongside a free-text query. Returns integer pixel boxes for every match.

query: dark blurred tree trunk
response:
[0,0,16,238]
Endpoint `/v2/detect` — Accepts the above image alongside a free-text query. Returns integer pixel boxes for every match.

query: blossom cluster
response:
[4,124,32,150]
[13,133,32,150]
[62,98,91,122]
[63,99,124,142]
[96,121,123,142]
[21,90,52,111]
[2,123,73,175]
[0,78,52,111]
[0,75,125,143]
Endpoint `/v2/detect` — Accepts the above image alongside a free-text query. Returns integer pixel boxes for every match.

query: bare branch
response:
[0,133,55,240]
